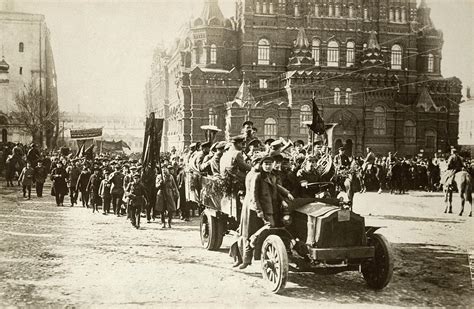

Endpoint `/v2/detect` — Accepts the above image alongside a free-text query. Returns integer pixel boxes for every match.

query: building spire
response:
[367,30,380,50]
[200,0,224,23]
[294,27,309,49]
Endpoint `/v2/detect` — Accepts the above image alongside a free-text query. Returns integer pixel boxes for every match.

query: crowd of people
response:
[1,120,472,240]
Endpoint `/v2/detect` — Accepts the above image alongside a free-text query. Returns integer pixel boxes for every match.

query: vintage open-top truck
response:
[187,173,394,294]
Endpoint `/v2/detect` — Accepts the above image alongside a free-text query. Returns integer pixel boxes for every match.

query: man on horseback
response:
[445,148,464,189]
[362,147,375,172]
[334,147,350,172]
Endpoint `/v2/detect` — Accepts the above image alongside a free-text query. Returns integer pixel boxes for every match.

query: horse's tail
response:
[464,173,472,204]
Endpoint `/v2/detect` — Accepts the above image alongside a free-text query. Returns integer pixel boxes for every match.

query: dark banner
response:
[141,113,164,166]
[70,128,103,139]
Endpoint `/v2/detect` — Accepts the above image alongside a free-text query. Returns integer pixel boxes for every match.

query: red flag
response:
[307,97,326,135]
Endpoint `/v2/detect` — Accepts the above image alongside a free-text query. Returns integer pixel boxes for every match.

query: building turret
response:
[415,0,443,75]
[288,28,314,70]
[360,31,386,71]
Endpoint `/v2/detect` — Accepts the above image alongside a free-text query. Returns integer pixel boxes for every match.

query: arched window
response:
[269,1,274,14]
[373,106,386,135]
[401,8,406,22]
[346,41,355,67]
[425,129,437,151]
[258,38,270,65]
[335,5,340,17]
[262,1,267,14]
[345,88,352,105]
[300,105,311,134]
[312,39,320,66]
[209,108,217,126]
[391,44,402,70]
[328,5,333,16]
[294,4,299,16]
[427,54,434,73]
[389,8,394,21]
[404,120,416,143]
[264,117,277,139]
[314,4,319,16]
[348,5,354,18]
[363,8,368,20]
[210,44,217,64]
[334,88,341,105]
[256,1,260,13]
[19,42,24,52]
[327,40,339,67]
[395,8,400,22]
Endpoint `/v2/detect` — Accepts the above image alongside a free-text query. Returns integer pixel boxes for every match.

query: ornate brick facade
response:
[145,0,462,157]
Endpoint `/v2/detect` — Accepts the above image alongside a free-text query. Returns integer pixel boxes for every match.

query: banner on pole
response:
[70,128,103,139]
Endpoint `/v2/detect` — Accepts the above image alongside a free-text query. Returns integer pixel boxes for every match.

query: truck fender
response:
[253,228,293,261]
[365,226,385,236]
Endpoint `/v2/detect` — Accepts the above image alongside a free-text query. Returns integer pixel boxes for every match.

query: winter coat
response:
[125,181,147,207]
[76,171,91,192]
[109,171,124,196]
[155,174,179,212]
[51,167,68,195]
[33,166,48,183]
[19,167,34,186]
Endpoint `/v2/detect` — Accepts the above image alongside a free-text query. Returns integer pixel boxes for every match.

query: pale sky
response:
[16,0,474,115]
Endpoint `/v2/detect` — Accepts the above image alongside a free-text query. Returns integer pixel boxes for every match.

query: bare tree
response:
[12,81,58,148]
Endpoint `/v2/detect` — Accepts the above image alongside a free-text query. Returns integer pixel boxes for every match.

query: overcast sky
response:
[16,0,474,115]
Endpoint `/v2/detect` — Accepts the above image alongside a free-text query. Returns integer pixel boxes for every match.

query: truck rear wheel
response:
[361,233,393,290]
[200,210,224,250]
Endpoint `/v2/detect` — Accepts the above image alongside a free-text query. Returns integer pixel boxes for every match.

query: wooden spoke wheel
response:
[260,235,289,294]
[361,233,394,290]
[200,210,224,251]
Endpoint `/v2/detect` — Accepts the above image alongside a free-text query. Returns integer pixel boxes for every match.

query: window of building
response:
[19,67,23,75]
[210,44,217,64]
[262,1,267,14]
[404,120,416,143]
[363,8,368,20]
[312,39,320,65]
[391,44,402,70]
[345,88,352,105]
[427,54,434,73]
[395,8,400,22]
[373,106,386,135]
[335,5,340,17]
[269,1,274,14]
[19,42,24,53]
[346,41,355,67]
[348,5,354,18]
[294,4,299,16]
[389,8,394,21]
[300,105,311,134]
[314,4,319,17]
[259,79,268,89]
[327,40,339,67]
[425,129,437,150]
[328,5,333,17]
[256,1,260,13]
[209,108,217,126]
[401,8,406,22]
[258,38,270,65]
[264,117,277,139]
[334,88,341,105]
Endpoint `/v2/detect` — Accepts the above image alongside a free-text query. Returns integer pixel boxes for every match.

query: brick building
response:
[0,0,58,147]
[145,0,462,156]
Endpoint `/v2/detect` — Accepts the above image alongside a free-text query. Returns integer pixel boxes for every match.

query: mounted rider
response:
[362,147,376,172]
[334,147,351,172]
[444,148,464,188]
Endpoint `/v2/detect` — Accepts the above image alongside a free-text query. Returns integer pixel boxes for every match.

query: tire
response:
[361,233,394,290]
[260,235,289,294]
[200,210,223,251]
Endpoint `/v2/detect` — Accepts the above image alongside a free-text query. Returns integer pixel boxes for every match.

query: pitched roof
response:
[294,27,309,49]
[200,0,224,22]
[416,87,439,111]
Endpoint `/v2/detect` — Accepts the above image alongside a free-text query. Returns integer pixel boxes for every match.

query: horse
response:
[332,167,360,205]
[360,164,383,193]
[443,170,472,217]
